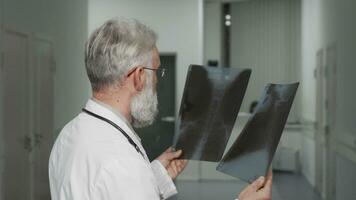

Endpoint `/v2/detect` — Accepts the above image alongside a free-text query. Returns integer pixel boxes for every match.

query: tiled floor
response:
[169,171,322,200]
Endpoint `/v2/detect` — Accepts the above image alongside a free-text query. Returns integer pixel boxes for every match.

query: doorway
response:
[137,53,176,161]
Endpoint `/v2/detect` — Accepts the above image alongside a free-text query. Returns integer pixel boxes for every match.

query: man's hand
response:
[156,147,188,180]
[237,170,273,200]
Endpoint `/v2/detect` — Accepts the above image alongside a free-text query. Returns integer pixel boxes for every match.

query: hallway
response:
[172,172,321,200]
[1,0,356,199]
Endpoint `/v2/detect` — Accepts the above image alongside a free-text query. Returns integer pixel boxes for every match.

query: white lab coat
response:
[49,99,177,200]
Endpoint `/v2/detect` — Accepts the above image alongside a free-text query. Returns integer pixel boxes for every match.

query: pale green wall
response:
[50,0,91,132]
[1,0,90,132]
[0,0,89,197]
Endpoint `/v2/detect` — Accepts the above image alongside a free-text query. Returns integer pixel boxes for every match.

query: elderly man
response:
[49,17,272,200]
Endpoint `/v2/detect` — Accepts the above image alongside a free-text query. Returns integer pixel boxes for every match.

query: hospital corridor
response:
[0,0,356,199]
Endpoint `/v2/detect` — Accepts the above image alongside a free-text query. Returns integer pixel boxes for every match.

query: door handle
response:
[18,135,32,152]
[18,133,43,153]
[34,133,42,146]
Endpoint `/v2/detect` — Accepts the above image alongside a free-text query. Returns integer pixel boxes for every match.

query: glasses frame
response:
[142,67,166,78]
[126,66,166,78]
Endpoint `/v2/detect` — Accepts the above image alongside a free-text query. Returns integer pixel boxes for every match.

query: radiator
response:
[273,146,300,172]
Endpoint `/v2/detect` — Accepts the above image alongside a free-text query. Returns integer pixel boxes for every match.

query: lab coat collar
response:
[90,97,142,142]
[84,98,143,145]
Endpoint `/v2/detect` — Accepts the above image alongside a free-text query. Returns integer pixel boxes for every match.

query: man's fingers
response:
[251,176,265,191]
[243,176,265,195]
[176,160,184,172]
[238,177,264,199]
[266,170,273,182]
[172,160,187,176]
[180,160,188,171]
[164,147,173,153]
[256,171,272,199]
[171,162,179,175]
[174,149,183,157]
[261,173,273,195]
[238,172,273,200]
[261,170,273,190]
[238,176,266,199]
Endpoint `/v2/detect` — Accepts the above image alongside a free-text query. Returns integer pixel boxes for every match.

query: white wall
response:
[88,0,204,180]
[299,0,323,187]
[50,0,91,133]
[300,0,322,123]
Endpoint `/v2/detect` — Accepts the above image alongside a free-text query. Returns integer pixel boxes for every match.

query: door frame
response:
[31,33,55,200]
[315,46,337,199]
[0,26,32,199]
[315,48,326,197]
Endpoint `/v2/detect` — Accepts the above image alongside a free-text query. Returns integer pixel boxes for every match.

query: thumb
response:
[164,147,174,153]
[251,176,265,191]
[165,149,183,160]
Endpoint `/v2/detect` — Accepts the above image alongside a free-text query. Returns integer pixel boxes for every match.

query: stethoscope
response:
[82,108,145,159]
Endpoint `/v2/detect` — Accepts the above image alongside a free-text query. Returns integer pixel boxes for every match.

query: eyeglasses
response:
[142,67,166,78]
[126,66,166,78]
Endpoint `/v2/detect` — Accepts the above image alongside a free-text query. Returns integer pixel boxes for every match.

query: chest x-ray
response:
[173,65,251,162]
[216,83,299,182]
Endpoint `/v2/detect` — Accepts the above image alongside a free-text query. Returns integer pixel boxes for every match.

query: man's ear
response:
[132,67,145,92]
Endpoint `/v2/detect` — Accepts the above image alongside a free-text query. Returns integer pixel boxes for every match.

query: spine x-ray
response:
[172,65,298,183]
[173,65,251,162]
[216,83,299,182]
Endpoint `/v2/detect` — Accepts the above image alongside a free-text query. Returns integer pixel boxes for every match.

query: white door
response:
[1,30,55,200]
[1,30,31,200]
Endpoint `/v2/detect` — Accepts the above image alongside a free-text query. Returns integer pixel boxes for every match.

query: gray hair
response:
[85,17,157,91]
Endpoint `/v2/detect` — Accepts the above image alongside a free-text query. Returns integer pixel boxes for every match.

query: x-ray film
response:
[216,83,299,182]
[173,65,251,161]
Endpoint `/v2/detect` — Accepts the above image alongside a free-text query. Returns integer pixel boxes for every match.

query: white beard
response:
[130,72,158,128]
